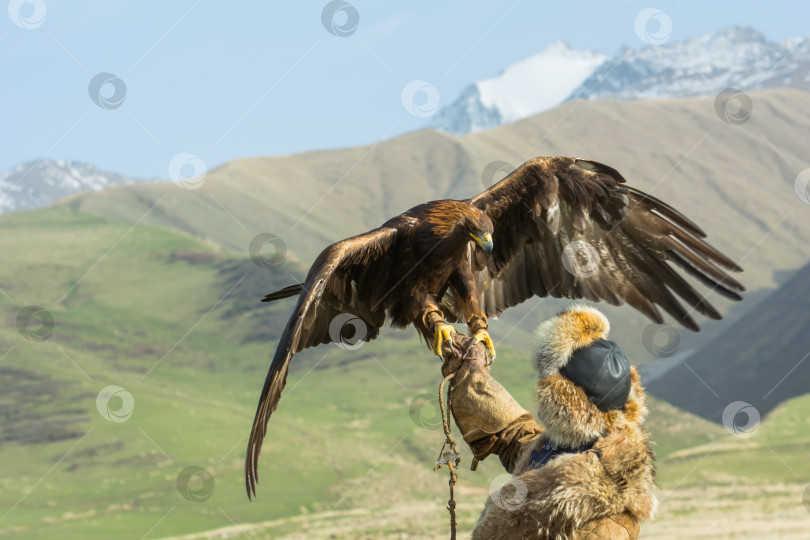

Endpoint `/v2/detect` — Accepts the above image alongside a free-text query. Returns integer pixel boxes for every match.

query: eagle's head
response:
[465,207,494,254]
[425,201,494,254]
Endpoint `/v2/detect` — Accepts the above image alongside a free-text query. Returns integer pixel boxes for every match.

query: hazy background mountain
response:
[435,26,810,134]
[0,159,154,214]
[648,258,810,422]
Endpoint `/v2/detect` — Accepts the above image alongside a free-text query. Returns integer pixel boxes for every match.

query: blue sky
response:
[2,1,806,178]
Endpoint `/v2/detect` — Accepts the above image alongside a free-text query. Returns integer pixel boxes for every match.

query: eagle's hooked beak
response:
[471,232,494,254]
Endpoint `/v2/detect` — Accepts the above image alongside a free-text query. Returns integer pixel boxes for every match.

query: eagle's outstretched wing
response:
[245,226,398,498]
[466,156,744,329]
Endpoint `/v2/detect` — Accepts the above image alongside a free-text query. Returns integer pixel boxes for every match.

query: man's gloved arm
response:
[441,335,544,474]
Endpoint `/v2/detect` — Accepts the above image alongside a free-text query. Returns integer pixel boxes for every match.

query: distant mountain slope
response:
[0,159,153,214]
[430,41,607,133]
[435,26,810,134]
[59,129,480,264]
[647,259,810,423]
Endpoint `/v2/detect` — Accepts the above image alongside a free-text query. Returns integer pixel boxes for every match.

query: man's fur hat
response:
[532,304,648,448]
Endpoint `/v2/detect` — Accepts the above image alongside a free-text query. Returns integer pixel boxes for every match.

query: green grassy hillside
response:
[1,208,808,539]
[0,208,536,538]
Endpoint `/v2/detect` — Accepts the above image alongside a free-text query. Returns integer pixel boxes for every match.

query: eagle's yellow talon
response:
[472,329,496,363]
[433,323,457,357]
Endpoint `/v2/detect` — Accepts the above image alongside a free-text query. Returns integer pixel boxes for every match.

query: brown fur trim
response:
[472,403,657,539]
[593,425,658,520]
[473,446,647,539]
[535,374,608,448]
[534,304,610,379]
[470,306,657,539]
[535,367,647,450]
[622,368,648,425]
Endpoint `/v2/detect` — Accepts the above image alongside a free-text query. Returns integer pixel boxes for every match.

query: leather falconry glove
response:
[440,335,541,467]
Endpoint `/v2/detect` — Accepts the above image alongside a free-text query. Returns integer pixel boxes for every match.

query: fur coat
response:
[442,305,657,540]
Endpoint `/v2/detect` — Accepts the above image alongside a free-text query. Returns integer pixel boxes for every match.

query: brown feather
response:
[261,283,304,302]
[245,227,398,498]
[465,156,743,328]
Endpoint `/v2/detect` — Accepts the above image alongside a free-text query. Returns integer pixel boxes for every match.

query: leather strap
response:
[422,309,444,330]
[468,314,488,334]
[526,439,594,470]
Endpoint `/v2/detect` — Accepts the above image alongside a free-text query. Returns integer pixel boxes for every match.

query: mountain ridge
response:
[433,25,810,134]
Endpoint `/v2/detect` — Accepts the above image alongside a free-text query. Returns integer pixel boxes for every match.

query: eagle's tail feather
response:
[261,284,304,303]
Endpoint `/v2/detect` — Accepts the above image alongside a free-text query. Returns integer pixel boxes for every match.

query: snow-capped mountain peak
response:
[569,25,808,102]
[0,159,152,214]
[430,41,608,134]
[477,40,608,119]
[432,25,810,135]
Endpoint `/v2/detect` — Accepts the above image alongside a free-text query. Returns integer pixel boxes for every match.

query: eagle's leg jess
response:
[448,266,496,362]
[468,314,496,363]
[423,309,456,358]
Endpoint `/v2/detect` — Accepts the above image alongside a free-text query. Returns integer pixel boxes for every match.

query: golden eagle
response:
[245,156,744,497]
